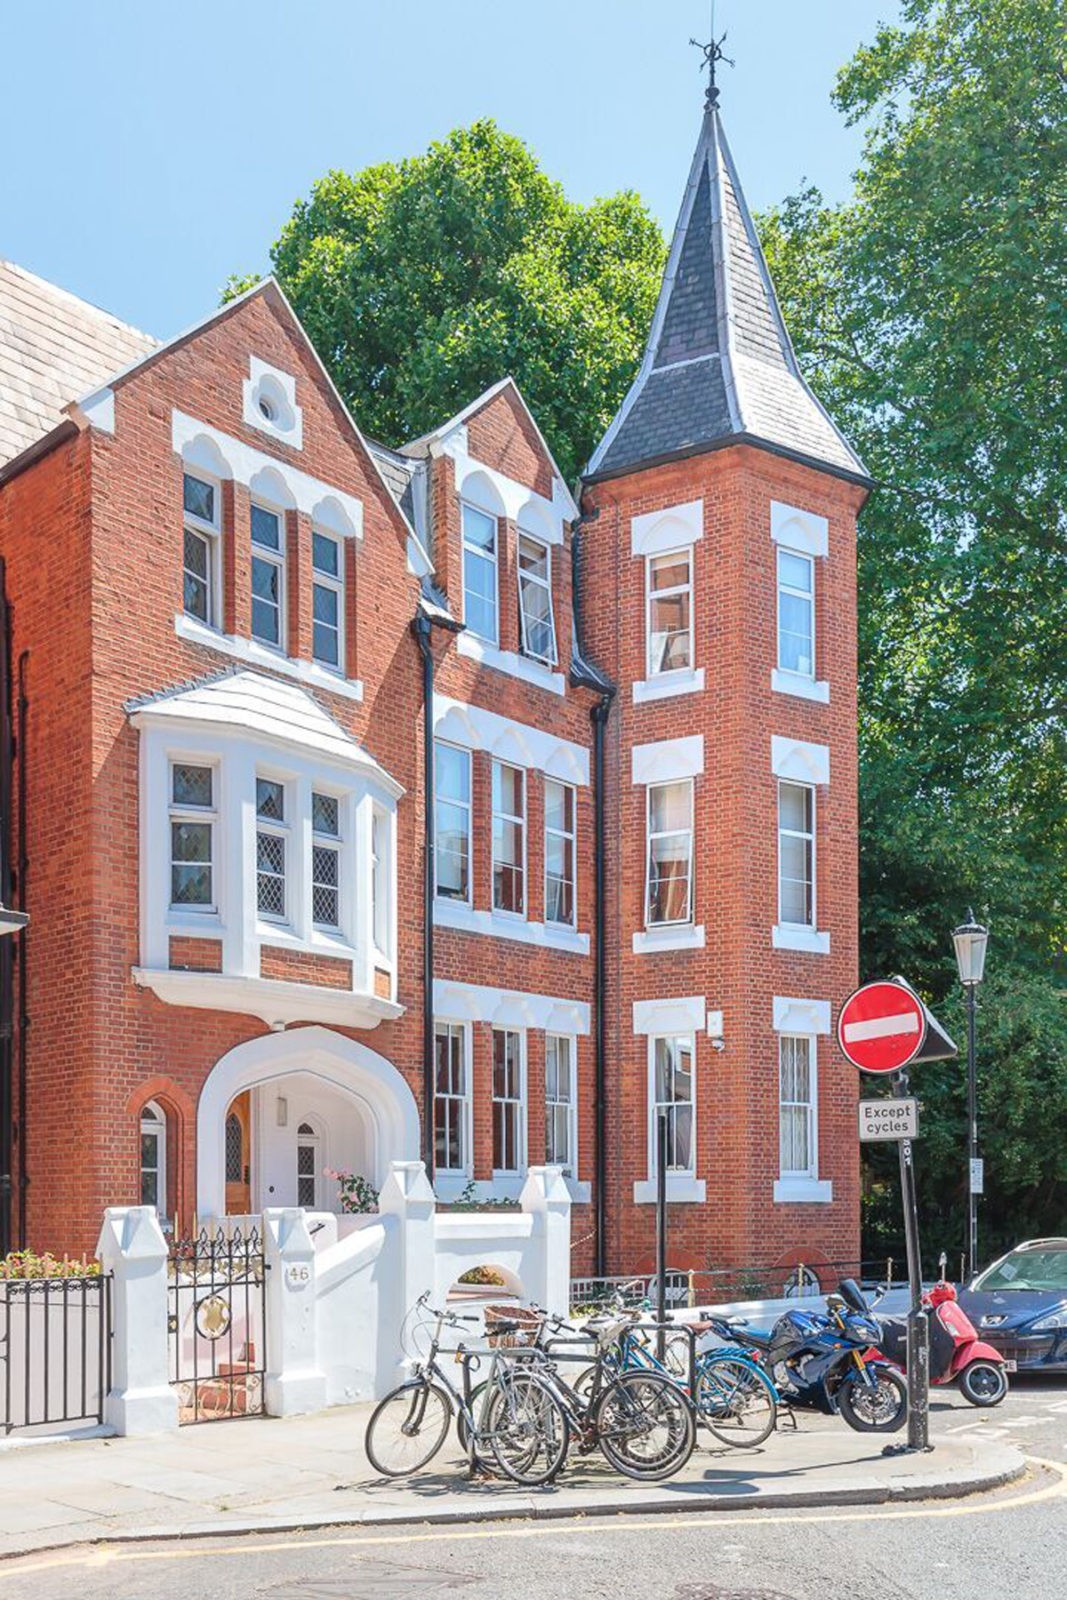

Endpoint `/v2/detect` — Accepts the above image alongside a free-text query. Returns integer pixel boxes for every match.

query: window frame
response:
[776,546,816,680]
[461,500,499,645]
[517,532,558,666]
[296,1118,322,1209]
[433,741,473,906]
[182,470,222,630]
[778,1034,818,1179]
[646,545,693,679]
[544,777,576,928]
[434,1020,471,1176]
[310,789,342,932]
[168,760,217,914]
[648,1032,697,1178]
[140,1099,167,1221]
[370,803,392,964]
[777,779,816,930]
[250,499,287,652]
[544,1033,576,1177]
[311,526,345,673]
[255,774,290,926]
[491,759,527,917]
[492,1027,526,1177]
[645,778,694,928]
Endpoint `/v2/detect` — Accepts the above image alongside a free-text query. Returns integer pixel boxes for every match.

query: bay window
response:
[651,1034,695,1174]
[492,1028,524,1174]
[256,776,288,922]
[434,742,471,902]
[169,762,215,910]
[462,502,498,644]
[182,472,220,627]
[778,781,815,928]
[647,548,692,677]
[779,1035,816,1178]
[544,778,575,926]
[518,534,557,664]
[492,759,525,915]
[311,791,341,929]
[251,503,286,648]
[646,780,693,926]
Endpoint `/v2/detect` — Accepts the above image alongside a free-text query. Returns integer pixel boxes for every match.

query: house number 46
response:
[285,1262,311,1288]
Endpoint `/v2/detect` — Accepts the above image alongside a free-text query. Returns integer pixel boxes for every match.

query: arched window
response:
[296,1121,320,1209]
[225,1111,244,1184]
[140,1100,167,1221]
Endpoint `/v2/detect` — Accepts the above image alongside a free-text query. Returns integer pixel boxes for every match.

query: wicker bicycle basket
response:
[484,1304,543,1348]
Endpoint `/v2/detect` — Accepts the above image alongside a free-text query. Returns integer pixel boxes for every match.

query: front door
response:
[224,1090,252,1213]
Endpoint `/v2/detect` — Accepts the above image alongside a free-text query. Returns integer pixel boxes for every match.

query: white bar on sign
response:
[843,1012,921,1044]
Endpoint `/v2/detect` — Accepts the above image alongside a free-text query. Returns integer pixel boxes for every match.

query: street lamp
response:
[953,909,989,1281]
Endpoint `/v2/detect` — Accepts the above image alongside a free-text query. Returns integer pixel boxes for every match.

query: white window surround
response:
[250,499,287,653]
[631,498,703,558]
[433,979,589,1037]
[631,735,704,787]
[545,1032,577,1179]
[771,736,830,786]
[242,357,303,451]
[773,1027,833,1206]
[633,996,707,1034]
[772,996,832,1036]
[491,1027,526,1178]
[434,696,589,787]
[633,923,706,955]
[434,897,590,956]
[433,1019,473,1185]
[771,669,829,704]
[173,411,361,535]
[175,613,364,702]
[454,629,566,696]
[461,499,500,646]
[771,500,828,559]
[447,441,572,545]
[130,672,402,1029]
[773,925,831,956]
[633,667,705,704]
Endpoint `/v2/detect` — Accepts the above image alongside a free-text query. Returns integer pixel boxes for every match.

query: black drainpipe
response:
[0,564,14,1255]
[591,689,614,1277]
[412,613,437,1177]
[16,651,28,1249]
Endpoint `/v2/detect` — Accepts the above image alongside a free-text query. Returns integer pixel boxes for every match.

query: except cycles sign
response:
[858,1097,918,1141]
[837,980,925,1074]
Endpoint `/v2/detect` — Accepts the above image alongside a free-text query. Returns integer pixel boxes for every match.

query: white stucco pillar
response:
[520,1165,572,1317]
[96,1206,179,1435]
[262,1207,328,1417]
[378,1160,436,1364]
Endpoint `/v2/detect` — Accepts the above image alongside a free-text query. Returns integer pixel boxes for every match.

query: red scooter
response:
[877,1281,1010,1406]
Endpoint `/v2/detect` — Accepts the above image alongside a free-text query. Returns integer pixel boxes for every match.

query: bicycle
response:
[364,1294,569,1486]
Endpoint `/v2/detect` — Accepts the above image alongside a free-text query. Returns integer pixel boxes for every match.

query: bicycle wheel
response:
[484,1368,570,1486]
[696,1356,777,1447]
[365,1378,452,1477]
[595,1370,695,1480]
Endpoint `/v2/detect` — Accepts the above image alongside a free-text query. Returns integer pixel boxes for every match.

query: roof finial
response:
[690,28,734,109]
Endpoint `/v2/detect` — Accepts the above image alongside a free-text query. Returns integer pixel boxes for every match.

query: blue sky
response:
[2,1,899,340]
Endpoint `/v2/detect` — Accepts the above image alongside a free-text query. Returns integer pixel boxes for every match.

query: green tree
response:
[761,0,1067,1256]
[226,120,665,481]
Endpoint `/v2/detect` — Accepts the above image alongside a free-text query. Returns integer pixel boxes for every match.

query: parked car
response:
[958,1238,1067,1372]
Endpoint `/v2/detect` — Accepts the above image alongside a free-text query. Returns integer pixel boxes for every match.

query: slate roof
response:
[585,102,868,486]
[0,258,157,469]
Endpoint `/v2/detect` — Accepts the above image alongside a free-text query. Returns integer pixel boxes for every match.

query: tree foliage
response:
[226,120,665,481]
[761,0,1067,1256]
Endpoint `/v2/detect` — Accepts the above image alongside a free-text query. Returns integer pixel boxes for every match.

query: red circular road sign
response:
[837,981,925,1074]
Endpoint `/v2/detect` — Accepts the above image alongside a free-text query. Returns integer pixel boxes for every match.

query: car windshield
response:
[975,1247,1067,1293]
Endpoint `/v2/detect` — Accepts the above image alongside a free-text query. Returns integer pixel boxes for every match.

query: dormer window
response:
[461,502,498,644]
[517,534,557,665]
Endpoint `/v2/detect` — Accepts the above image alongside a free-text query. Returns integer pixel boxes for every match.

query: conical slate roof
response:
[585,99,868,485]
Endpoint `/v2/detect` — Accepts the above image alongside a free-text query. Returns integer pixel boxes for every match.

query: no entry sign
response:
[837,980,925,1074]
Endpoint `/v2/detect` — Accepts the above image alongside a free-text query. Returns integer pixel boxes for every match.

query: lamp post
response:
[952,910,989,1281]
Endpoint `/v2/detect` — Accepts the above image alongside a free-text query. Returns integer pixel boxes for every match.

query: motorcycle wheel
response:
[959,1360,1008,1407]
[837,1366,907,1432]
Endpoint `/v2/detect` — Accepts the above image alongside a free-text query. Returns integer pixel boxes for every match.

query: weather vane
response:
[690,31,734,108]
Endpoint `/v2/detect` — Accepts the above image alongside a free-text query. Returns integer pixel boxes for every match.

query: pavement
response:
[0,1399,1027,1560]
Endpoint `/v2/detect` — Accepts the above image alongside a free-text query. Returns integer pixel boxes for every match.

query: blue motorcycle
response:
[708,1278,907,1433]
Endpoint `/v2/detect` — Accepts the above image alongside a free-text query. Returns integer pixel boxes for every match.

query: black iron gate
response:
[168,1222,267,1423]
[0,1273,111,1433]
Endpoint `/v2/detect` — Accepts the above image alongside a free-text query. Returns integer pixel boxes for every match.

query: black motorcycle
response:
[708,1278,907,1433]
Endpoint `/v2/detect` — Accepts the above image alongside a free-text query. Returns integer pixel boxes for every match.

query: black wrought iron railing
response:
[0,1272,111,1433]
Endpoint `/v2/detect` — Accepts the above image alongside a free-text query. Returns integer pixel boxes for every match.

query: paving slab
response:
[0,1400,1027,1559]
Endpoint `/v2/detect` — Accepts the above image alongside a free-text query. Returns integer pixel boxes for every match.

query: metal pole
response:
[896,1068,930,1452]
[655,1110,667,1360]
[966,984,978,1280]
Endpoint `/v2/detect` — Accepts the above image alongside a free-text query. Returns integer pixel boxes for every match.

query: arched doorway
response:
[196,1026,420,1218]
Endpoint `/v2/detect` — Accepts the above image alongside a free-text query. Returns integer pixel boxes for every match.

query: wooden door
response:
[224,1091,252,1214]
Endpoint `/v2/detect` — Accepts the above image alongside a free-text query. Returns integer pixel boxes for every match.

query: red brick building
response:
[0,91,868,1277]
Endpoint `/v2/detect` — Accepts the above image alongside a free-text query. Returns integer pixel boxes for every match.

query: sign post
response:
[838,979,935,1453]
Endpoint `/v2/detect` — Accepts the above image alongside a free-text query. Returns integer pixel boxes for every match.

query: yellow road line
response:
[3,1457,1063,1581]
